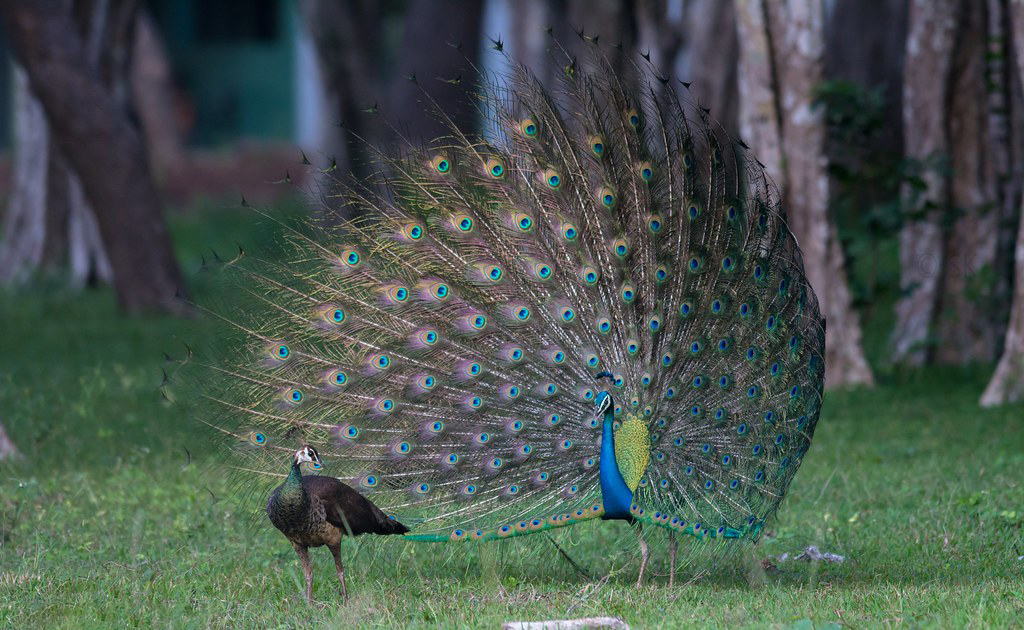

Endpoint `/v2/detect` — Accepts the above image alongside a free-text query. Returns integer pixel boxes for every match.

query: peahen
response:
[266,445,408,603]
[191,39,825,592]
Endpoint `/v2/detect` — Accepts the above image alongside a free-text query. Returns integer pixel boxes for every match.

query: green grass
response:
[2,207,1023,628]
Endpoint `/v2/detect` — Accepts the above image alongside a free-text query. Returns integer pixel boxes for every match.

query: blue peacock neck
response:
[598,394,634,520]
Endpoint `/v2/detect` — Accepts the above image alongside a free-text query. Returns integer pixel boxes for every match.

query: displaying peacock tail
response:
[185,38,825,557]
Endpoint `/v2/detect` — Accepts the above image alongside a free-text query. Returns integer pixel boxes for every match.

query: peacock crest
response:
[190,39,825,557]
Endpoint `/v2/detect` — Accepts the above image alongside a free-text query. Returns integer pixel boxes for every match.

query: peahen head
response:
[293,445,322,468]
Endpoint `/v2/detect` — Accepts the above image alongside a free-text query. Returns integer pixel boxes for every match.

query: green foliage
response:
[2,207,1023,628]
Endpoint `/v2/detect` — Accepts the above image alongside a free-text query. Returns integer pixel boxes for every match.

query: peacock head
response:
[294,445,322,468]
[593,372,614,420]
[594,390,613,420]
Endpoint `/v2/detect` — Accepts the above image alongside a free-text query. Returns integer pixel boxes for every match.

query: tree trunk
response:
[1,0,186,313]
[935,0,1004,364]
[890,0,960,365]
[981,0,1024,406]
[0,66,51,284]
[300,0,387,188]
[130,9,185,176]
[736,0,785,188]
[0,419,20,461]
[390,0,484,144]
[679,0,739,134]
[737,0,875,388]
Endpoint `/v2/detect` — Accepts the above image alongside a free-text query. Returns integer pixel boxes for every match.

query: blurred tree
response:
[300,0,482,213]
[390,0,484,143]
[982,0,1024,406]
[0,0,185,313]
[0,418,19,461]
[893,0,1020,366]
[736,0,874,388]
[299,0,392,187]
[676,0,739,133]
[890,0,958,365]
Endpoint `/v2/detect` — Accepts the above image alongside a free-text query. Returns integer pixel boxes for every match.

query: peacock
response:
[188,38,826,594]
[265,445,408,603]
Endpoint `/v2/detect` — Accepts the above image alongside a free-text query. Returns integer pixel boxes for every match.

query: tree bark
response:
[981,0,1024,406]
[0,67,51,284]
[1,0,186,313]
[0,419,20,461]
[679,0,739,134]
[935,0,1005,364]
[300,0,388,187]
[736,0,875,388]
[890,0,960,365]
[736,0,785,188]
[390,0,484,144]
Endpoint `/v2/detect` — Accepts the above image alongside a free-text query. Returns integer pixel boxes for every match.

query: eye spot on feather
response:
[580,265,599,285]
[338,249,361,269]
[249,431,267,446]
[533,262,553,280]
[452,214,474,233]
[626,339,639,355]
[326,369,348,387]
[269,343,290,362]
[621,283,636,303]
[648,315,662,333]
[597,186,616,208]
[589,135,605,156]
[596,317,612,334]
[540,168,561,189]
[400,223,424,241]
[513,213,533,232]
[648,215,663,234]
[519,118,539,137]
[283,389,303,405]
[484,159,505,178]
[431,155,451,174]
[626,108,641,129]
[639,162,653,181]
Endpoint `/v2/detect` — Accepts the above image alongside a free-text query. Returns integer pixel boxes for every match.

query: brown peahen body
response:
[266,446,408,603]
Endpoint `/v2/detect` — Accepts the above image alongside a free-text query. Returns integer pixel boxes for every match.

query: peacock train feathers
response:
[187,39,825,559]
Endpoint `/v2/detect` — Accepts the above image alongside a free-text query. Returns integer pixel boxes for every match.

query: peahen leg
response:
[635,525,650,588]
[668,531,677,588]
[294,543,313,604]
[328,543,348,604]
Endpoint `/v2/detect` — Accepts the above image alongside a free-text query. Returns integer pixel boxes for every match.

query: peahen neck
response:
[598,398,634,520]
[277,461,307,504]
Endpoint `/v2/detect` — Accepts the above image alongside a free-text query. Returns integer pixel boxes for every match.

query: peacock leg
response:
[294,543,313,604]
[668,531,677,588]
[635,525,650,588]
[328,543,348,603]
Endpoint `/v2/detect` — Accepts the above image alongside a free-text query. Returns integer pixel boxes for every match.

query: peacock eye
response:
[431,155,451,173]
[520,118,538,137]
[484,158,505,178]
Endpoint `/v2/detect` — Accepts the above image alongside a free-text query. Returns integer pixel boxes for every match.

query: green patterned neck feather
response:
[614,414,651,492]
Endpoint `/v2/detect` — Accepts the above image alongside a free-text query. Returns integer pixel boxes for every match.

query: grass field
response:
[1,206,1023,628]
